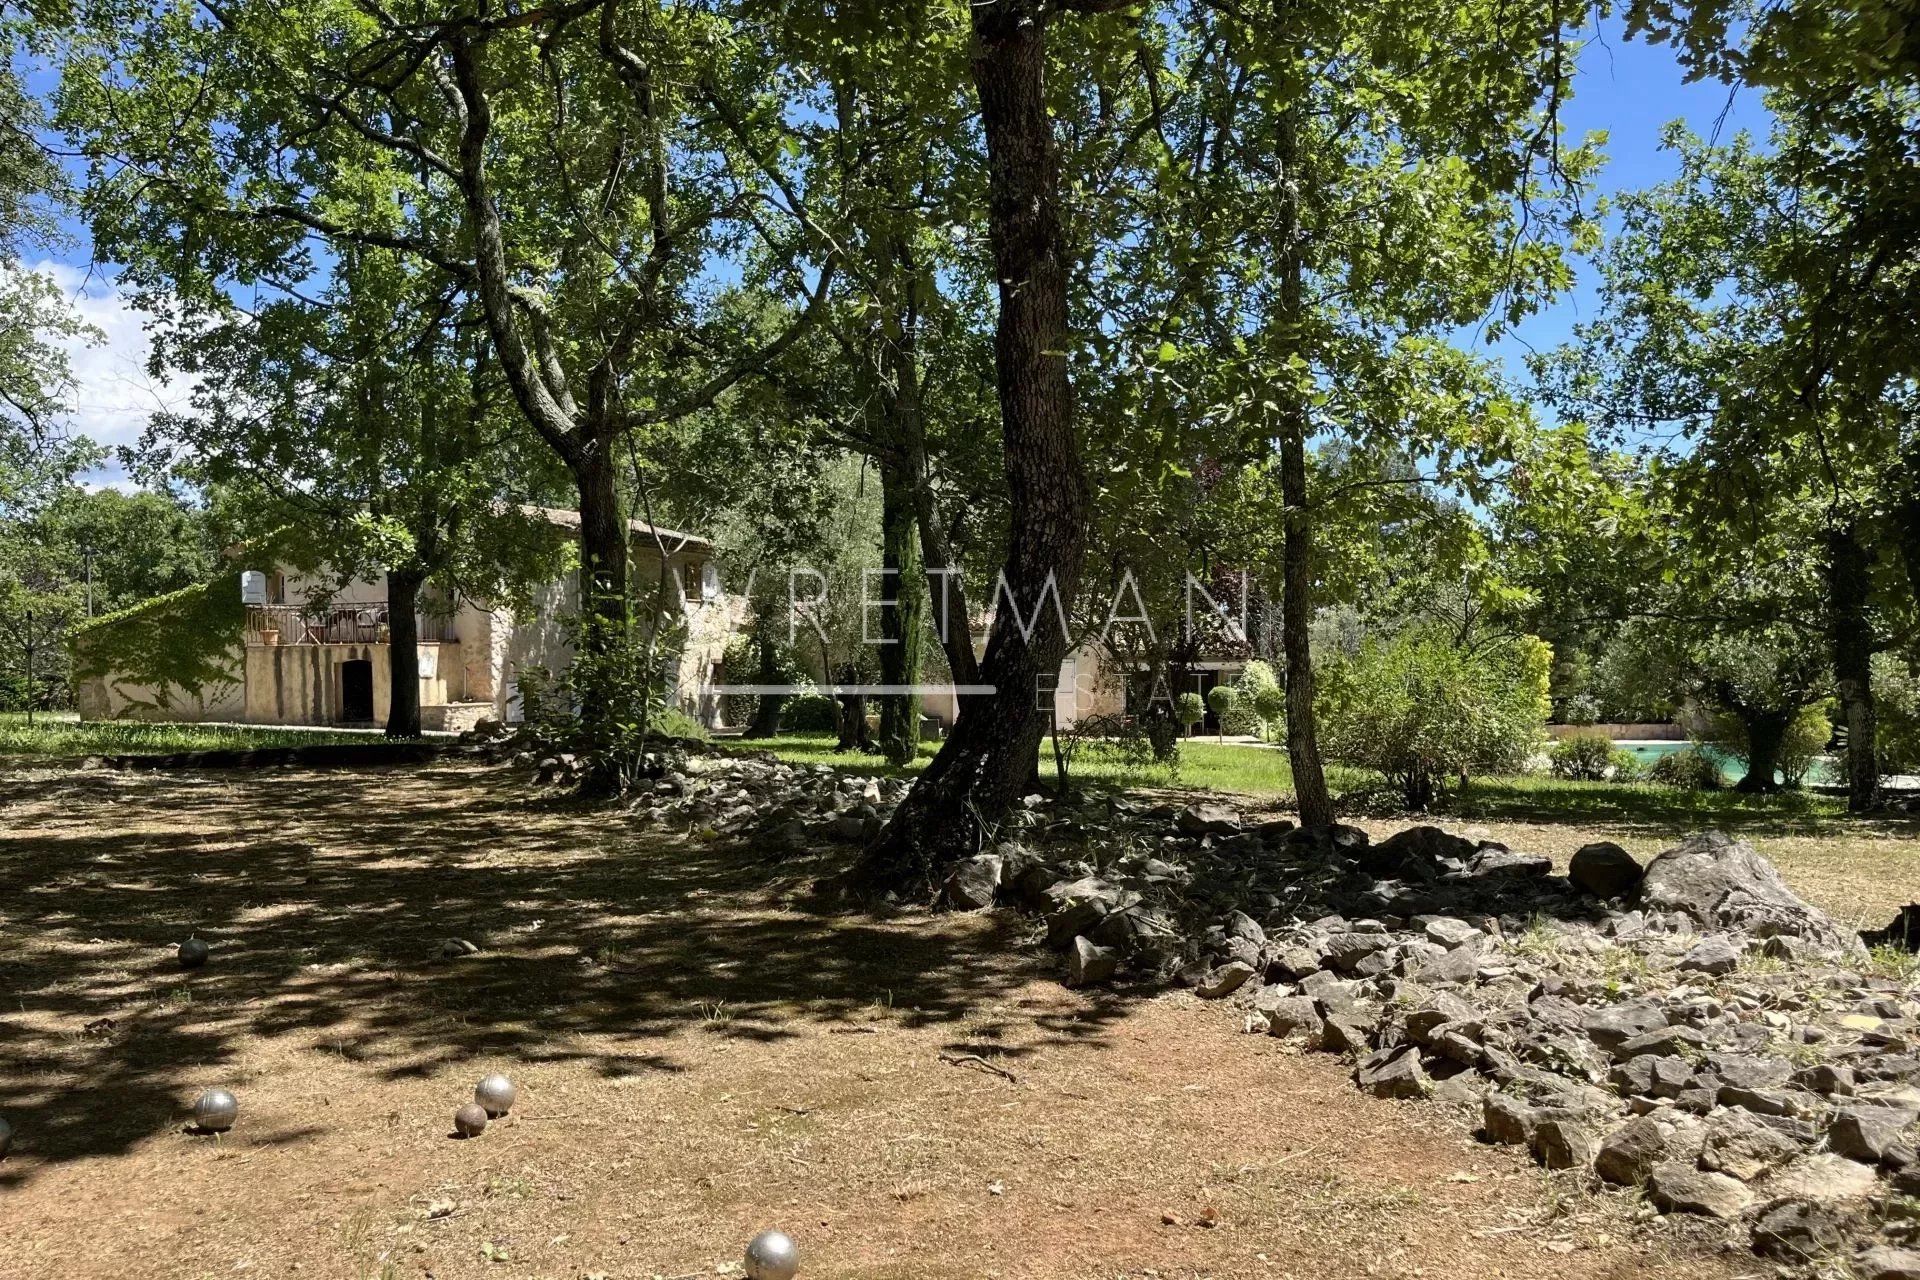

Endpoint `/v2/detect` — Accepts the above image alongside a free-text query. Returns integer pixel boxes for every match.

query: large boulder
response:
[1636,832,1864,957]
[1569,841,1643,898]
[1175,801,1241,838]
[1364,825,1475,876]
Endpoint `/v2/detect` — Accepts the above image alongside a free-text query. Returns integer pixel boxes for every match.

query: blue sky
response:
[28,11,1774,485]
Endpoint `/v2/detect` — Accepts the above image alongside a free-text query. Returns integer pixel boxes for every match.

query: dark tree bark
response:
[1827,518,1881,810]
[853,0,1090,895]
[1274,101,1333,830]
[877,457,927,764]
[571,437,630,631]
[1731,704,1791,794]
[835,663,874,752]
[385,565,424,739]
[744,631,787,738]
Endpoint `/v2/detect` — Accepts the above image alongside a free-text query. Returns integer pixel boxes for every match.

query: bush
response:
[1206,684,1240,738]
[1231,660,1283,738]
[1648,746,1724,791]
[1563,692,1602,726]
[1549,731,1616,781]
[1175,691,1205,735]
[1550,731,1646,783]
[1318,627,1551,810]
[781,692,838,733]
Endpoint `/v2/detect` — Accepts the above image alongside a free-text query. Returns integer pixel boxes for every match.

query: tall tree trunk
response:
[1828,518,1880,810]
[1734,705,1791,794]
[854,0,1089,895]
[573,436,629,632]
[385,565,424,738]
[744,630,786,738]
[1274,102,1333,829]
[913,470,980,688]
[877,458,926,764]
[835,662,874,752]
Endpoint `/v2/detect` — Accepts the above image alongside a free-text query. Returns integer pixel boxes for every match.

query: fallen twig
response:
[939,1051,1017,1083]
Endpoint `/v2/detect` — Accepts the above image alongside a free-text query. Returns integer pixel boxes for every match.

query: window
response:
[681,560,701,602]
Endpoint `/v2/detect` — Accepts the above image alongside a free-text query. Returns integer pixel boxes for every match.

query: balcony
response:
[245,603,458,646]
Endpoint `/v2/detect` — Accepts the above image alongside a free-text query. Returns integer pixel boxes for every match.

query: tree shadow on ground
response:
[0,762,1127,1184]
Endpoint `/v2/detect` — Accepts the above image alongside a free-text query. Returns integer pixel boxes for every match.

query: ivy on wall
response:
[69,577,246,712]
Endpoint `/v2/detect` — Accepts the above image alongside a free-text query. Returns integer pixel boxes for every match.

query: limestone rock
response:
[1569,841,1643,899]
[1196,960,1257,1000]
[1482,1093,1535,1146]
[1067,936,1118,987]
[1176,802,1242,838]
[1762,1152,1879,1204]
[1700,1109,1806,1181]
[1749,1198,1852,1261]
[1637,831,1865,957]
[1829,1104,1918,1165]
[1530,1115,1598,1170]
[1595,1116,1669,1185]
[1354,1046,1427,1099]
[1647,1161,1753,1218]
[1260,995,1324,1041]
[1678,935,1741,975]
[944,853,1003,911]
[1858,1246,1920,1280]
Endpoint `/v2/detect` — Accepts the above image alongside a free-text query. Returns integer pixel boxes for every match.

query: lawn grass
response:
[0,711,382,760]
[744,732,1838,822]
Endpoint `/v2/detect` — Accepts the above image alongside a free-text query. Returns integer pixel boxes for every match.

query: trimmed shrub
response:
[781,692,838,733]
[1549,731,1616,782]
[1648,746,1724,791]
[1175,691,1205,736]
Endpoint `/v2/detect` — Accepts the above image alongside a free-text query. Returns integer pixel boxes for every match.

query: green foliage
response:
[1205,684,1240,739]
[1876,655,1920,775]
[517,612,694,796]
[1647,746,1725,792]
[1319,628,1552,810]
[1548,731,1617,782]
[1704,702,1832,790]
[68,576,244,713]
[1174,691,1205,731]
[780,693,839,734]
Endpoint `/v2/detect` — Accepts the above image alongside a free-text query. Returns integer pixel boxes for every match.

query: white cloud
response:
[27,259,198,480]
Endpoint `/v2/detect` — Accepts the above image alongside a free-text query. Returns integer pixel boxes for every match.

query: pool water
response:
[1612,740,1838,787]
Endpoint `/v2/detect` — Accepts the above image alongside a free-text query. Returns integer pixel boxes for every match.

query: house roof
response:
[523,506,713,554]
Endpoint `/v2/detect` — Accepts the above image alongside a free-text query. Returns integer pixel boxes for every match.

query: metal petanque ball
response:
[743,1229,799,1280]
[474,1073,516,1117]
[193,1088,238,1133]
[0,1114,13,1159]
[453,1102,489,1138]
[178,937,210,969]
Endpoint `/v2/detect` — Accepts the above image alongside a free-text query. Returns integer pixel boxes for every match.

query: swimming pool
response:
[1611,740,1838,787]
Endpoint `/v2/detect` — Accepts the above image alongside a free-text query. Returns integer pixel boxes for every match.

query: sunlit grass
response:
[0,711,381,759]
[746,731,1855,826]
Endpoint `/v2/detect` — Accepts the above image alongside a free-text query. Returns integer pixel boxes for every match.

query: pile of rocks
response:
[619,753,914,850]
[972,801,1920,1273]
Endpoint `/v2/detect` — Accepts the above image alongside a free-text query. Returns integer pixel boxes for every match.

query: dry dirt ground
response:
[0,763,1827,1280]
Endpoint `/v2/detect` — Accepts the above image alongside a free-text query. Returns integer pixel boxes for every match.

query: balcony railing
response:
[245,603,458,645]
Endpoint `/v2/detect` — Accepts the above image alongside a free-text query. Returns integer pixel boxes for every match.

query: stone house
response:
[73,509,738,732]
